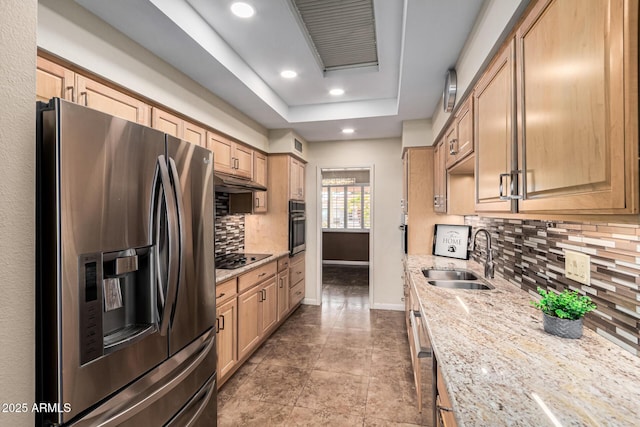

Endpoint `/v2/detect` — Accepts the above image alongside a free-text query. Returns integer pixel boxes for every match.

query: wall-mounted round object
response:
[443,69,457,113]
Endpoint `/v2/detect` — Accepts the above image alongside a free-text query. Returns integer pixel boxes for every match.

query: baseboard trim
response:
[371,303,404,311]
[322,260,369,266]
[302,298,320,306]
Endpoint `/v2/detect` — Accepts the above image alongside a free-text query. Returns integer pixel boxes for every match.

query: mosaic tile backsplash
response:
[215,193,244,258]
[465,216,640,356]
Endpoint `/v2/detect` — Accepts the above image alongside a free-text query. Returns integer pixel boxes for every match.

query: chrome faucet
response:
[472,228,494,279]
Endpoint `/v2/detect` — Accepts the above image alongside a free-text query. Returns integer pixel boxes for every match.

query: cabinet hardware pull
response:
[499,171,523,201]
[262,289,267,300]
[255,197,259,208]
[449,138,458,155]
[66,86,75,103]
[279,278,283,288]
[220,314,225,331]
[258,291,263,302]
[258,272,266,278]
[215,317,220,333]
[80,91,88,106]
[437,404,454,412]
[217,292,225,299]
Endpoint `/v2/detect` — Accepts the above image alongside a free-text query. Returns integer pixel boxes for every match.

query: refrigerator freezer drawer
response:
[68,328,216,427]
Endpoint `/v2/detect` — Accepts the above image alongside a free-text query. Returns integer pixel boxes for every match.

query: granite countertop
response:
[215,251,290,284]
[405,254,640,427]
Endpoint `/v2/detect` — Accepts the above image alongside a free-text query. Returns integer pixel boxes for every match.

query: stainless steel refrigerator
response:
[36,98,217,426]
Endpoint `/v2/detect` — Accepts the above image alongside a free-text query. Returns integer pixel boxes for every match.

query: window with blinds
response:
[321,169,370,230]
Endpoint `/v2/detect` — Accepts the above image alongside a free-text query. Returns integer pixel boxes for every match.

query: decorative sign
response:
[433,224,471,260]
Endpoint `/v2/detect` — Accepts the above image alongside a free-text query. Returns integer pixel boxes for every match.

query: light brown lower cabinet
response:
[215,298,237,380]
[237,273,278,361]
[436,364,458,427]
[277,270,290,322]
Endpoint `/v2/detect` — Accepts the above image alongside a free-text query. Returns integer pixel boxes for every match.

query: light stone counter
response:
[406,254,640,427]
[215,251,290,284]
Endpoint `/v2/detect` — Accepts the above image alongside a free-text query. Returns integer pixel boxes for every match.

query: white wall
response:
[431,0,530,141]
[402,119,433,148]
[38,0,269,151]
[0,1,36,426]
[306,138,404,310]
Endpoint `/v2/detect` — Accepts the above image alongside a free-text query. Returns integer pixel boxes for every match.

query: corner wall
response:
[0,1,37,425]
[306,138,403,309]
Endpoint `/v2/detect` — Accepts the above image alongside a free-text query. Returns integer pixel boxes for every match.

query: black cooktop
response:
[215,253,272,270]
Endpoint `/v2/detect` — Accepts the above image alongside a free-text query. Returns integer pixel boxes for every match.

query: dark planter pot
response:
[543,313,583,339]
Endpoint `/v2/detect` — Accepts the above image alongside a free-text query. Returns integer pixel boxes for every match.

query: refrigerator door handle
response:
[168,157,186,298]
[157,156,180,336]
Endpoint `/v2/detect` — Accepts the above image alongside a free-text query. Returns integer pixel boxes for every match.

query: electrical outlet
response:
[564,250,591,285]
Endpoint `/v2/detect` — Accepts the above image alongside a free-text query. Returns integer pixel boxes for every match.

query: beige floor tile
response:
[313,344,373,376]
[272,323,332,345]
[217,399,293,427]
[285,407,364,426]
[326,328,375,349]
[261,340,324,369]
[234,364,310,406]
[296,370,369,416]
[365,376,423,425]
[370,347,414,383]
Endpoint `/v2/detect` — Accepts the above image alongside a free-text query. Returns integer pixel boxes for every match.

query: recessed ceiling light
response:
[329,88,345,96]
[231,2,255,18]
[280,70,297,79]
[342,128,355,134]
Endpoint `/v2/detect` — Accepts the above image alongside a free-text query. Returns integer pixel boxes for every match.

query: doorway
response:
[318,168,372,310]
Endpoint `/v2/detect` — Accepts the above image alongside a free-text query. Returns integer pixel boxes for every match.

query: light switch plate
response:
[565,250,591,285]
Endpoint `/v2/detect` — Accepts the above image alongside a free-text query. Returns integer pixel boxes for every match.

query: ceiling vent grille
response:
[290,0,378,72]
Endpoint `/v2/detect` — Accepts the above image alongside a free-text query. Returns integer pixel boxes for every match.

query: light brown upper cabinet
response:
[209,133,253,179]
[445,96,474,170]
[433,140,447,213]
[152,107,183,138]
[254,152,268,213]
[289,157,305,201]
[37,56,150,126]
[513,0,638,213]
[76,76,150,126]
[183,121,207,147]
[36,57,74,102]
[474,40,515,212]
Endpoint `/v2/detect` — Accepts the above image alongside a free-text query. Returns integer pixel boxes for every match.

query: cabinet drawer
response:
[290,279,305,307]
[290,259,305,287]
[290,252,305,266]
[216,278,237,306]
[277,257,290,272]
[238,261,277,293]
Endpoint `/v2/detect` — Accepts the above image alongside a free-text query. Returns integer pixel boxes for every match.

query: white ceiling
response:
[75,0,484,142]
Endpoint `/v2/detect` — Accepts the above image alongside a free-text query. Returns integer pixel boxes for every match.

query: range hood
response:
[214,173,267,193]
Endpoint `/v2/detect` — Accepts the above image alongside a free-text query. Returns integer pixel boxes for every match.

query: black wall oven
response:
[289,200,306,255]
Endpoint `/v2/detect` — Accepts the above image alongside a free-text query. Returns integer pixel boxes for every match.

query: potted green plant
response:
[531,287,596,339]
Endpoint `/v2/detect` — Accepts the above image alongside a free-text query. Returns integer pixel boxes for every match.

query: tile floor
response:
[217,265,432,426]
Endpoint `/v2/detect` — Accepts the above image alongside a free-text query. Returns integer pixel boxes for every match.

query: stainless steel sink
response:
[427,280,494,290]
[421,268,494,290]
[422,268,480,281]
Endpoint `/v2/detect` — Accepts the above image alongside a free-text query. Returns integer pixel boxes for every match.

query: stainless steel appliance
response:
[289,200,306,255]
[215,253,272,270]
[36,98,217,426]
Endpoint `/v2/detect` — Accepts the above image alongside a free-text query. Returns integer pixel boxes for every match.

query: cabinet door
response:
[183,121,206,147]
[516,0,634,213]
[433,141,447,213]
[234,144,253,179]
[260,278,278,335]
[454,96,474,162]
[36,57,74,102]
[151,107,182,137]
[254,152,268,213]
[297,161,305,200]
[277,271,289,321]
[237,286,261,360]
[474,40,514,212]
[76,75,150,126]
[209,133,234,175]
[216,298,237,380]
[444,124,458,169]
[289,157,300,200]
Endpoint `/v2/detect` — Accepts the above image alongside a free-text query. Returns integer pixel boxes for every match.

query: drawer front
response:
[238,261,277,293]
[290,251,305,266]
[216,278,237,306]
[290,279,305,308]
[277,257,290,272]
[290,259,305,287]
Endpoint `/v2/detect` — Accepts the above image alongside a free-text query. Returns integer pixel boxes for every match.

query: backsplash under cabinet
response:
[465,216,640,356]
